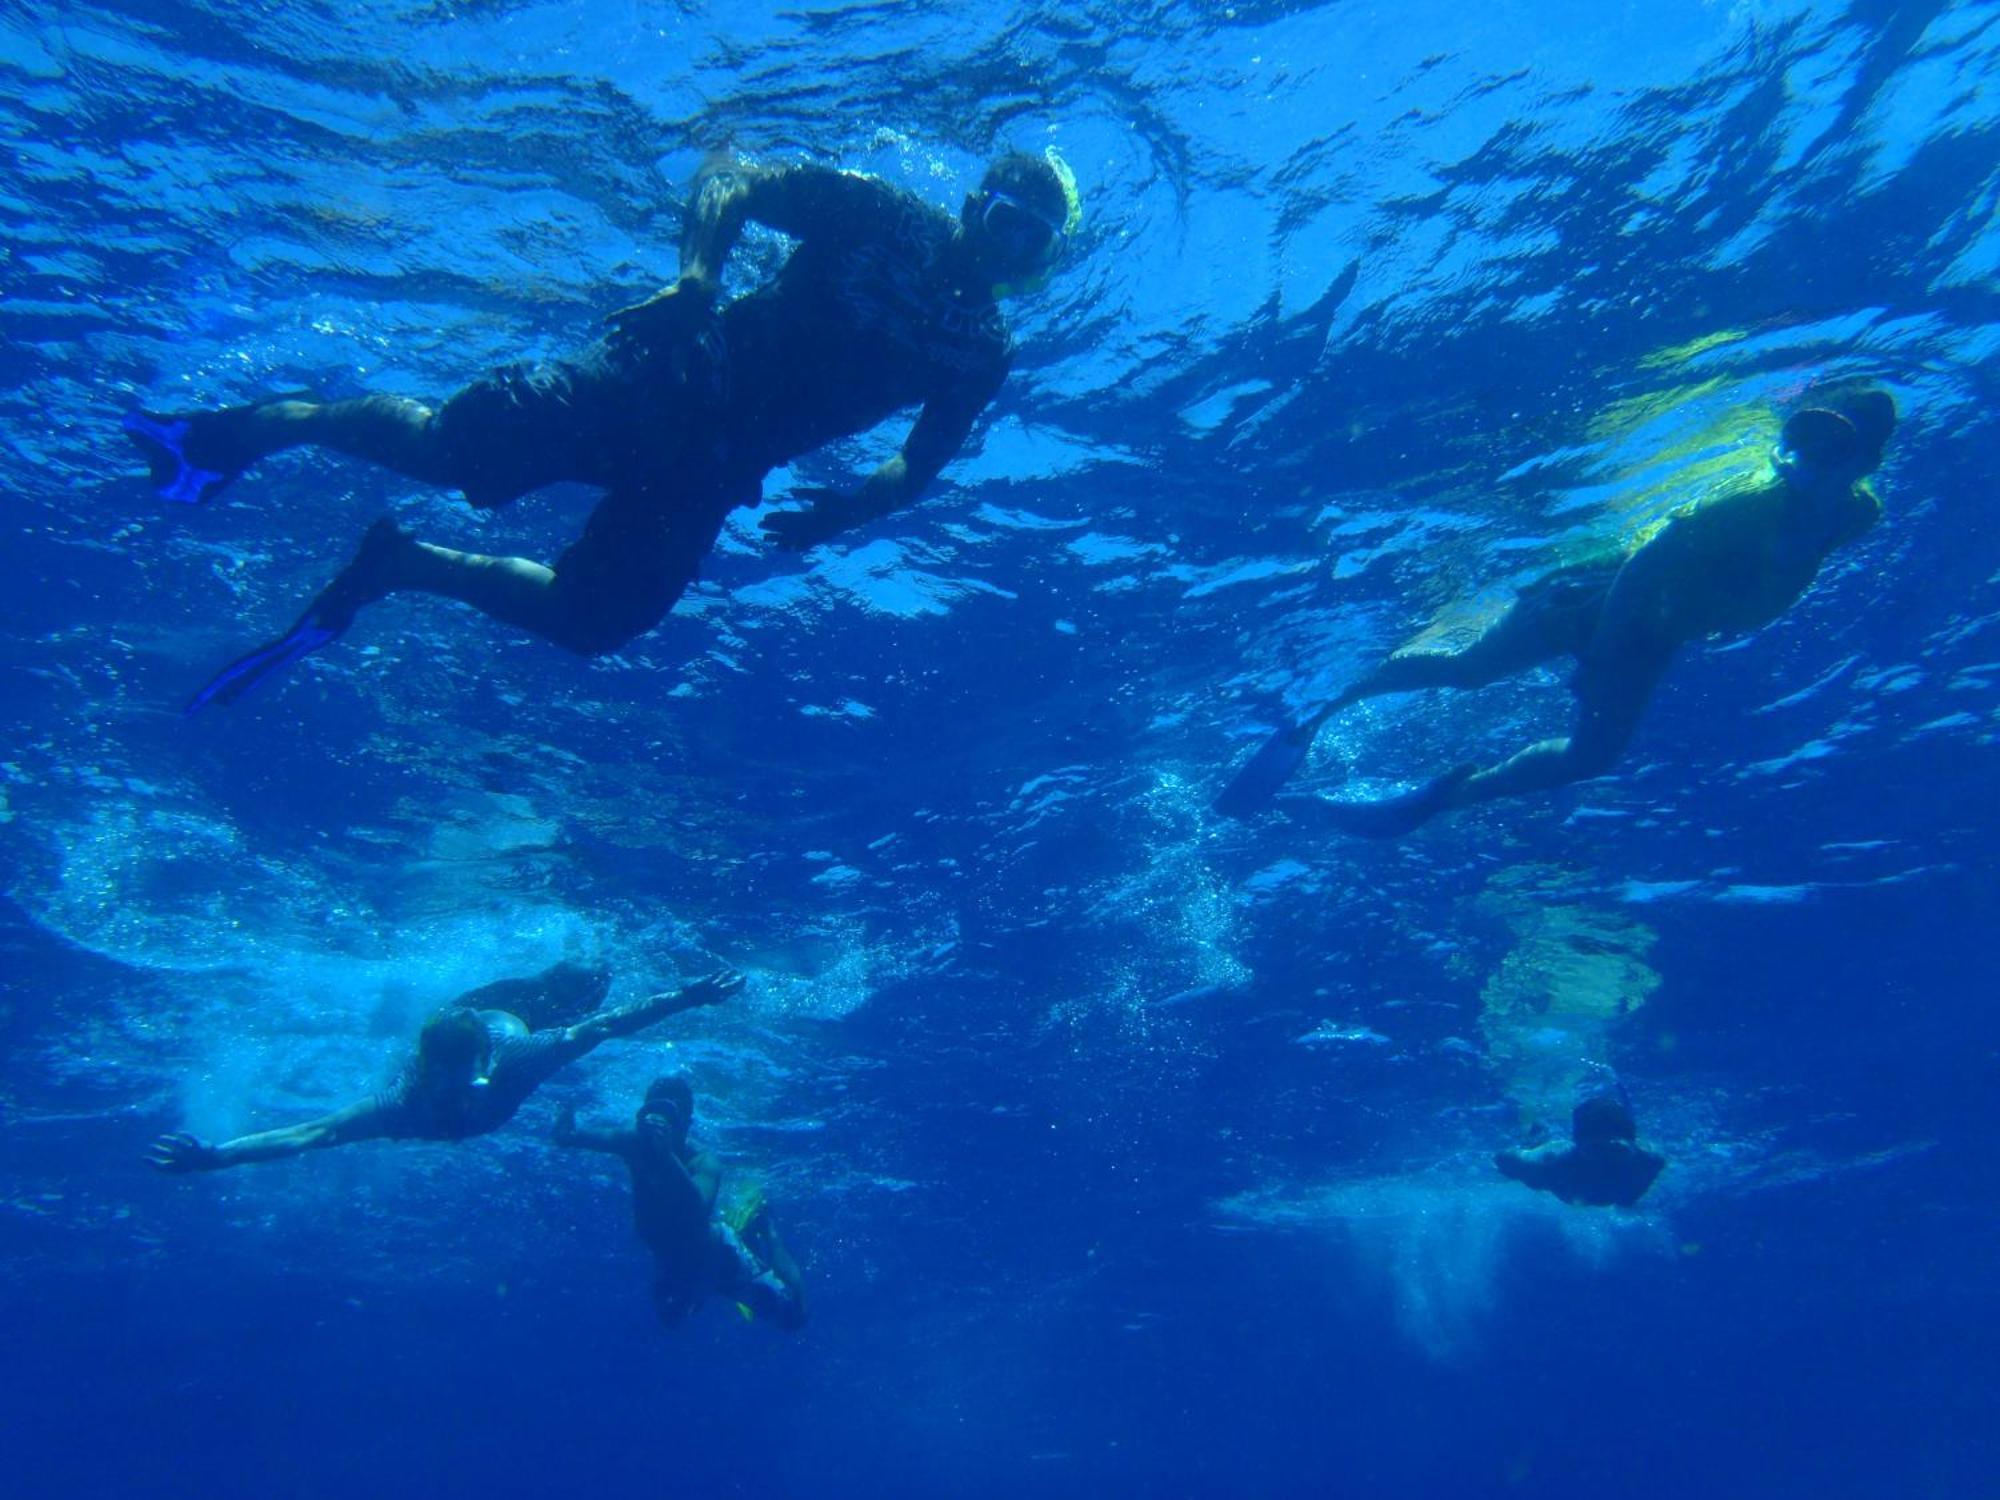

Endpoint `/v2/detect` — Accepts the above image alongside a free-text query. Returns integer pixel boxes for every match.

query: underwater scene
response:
[3,0,1996,1495]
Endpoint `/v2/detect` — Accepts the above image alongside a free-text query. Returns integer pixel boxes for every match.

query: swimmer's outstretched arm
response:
[551,1104,637,1159]
[1494,1142,1564,1191]
[557,970,743,1057]
[149,1098,396,1173]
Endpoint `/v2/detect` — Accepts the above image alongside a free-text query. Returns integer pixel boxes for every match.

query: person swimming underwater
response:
[554,1077,807,1331]
[1495,1080,1666,1209]
[124,148,1083,710]
[1215,388,1897,834]
[149,965,741,1171]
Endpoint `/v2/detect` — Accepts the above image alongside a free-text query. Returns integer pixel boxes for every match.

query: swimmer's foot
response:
[185,517,409,714]
[1279,763,1476,839]
[124,392,317,505]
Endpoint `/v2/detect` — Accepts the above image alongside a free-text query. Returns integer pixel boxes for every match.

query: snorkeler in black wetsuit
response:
[1495,1081,1666,1209]
[124,149,1083,708]
[148,964,741,1171]
[554,1076,807,1330]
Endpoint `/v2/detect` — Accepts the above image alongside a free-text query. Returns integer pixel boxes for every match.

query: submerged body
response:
[148,966,740,1171]
[1221,392,1896,833]
[125,152,1078,705]
[1496,1090,1667,1209]
[556,1078,807,1330]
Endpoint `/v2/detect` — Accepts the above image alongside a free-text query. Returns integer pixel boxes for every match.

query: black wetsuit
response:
[422,165,1012,651]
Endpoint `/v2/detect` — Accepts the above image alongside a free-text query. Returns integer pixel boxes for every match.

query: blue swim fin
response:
[184,617,343,714]
[122,411,238,505]
[182,518,403,714]
[1214,705,1335,819]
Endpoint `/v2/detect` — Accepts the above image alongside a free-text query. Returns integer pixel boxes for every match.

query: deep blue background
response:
[3,1,1997,1496]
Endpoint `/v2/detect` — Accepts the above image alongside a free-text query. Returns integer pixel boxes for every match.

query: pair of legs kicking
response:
[125,327,752,707]
[1221,560,1673,834]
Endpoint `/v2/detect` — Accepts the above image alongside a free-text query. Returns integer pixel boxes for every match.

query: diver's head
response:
[416,1010,489,1090]
[963,149,1080,292]
[1838,388,1897,476]
[1777,387,1897,491]
[639,1074,695,1144]
[1572,1094,1638,1146]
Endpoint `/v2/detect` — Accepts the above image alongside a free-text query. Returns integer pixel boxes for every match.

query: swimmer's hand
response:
[676,970,745,1009]
[760,488,853,551]
[148,1132,222,1173]
[605,275,718,347]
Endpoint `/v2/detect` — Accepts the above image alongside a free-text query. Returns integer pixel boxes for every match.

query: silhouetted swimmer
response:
[555,1077,807,1330]
[124,149,1084,709]
[148,964,740,1172]
[1495,1087,1666,1208]
[1217,389,1897,832]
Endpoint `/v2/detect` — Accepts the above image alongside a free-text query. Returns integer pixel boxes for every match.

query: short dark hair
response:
[981,152,1067,225]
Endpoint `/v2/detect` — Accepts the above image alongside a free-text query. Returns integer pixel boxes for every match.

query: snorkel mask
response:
[990,146,1082,300]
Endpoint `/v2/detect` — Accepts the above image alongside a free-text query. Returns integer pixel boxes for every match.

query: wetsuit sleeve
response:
[825,349,1007,535]
[682,163,896,282]
[739,164,904,243]
[902,353,1008,492]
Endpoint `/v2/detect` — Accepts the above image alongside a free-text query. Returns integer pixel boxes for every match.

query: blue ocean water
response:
[3,0,1997,1494]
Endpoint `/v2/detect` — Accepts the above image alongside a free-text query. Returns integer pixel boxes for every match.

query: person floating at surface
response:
[1495,1079,1667,1208]
[554,1077,808,1330]
[124,147,1083,710]
[148,963,742,1171]
[1214,389,1897,833]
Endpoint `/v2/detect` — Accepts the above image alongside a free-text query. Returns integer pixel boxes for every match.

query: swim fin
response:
[1214,705,1335,819]
[1277,763,1476,839]
[183,517,403,714]
[184,615,344,714]
[122,410,238,505]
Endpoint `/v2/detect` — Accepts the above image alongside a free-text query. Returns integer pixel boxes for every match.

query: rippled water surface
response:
[4,2,1997,1495]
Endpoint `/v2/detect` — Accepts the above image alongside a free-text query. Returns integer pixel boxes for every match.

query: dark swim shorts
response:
[430,326,732,510]
[427,323,756,652]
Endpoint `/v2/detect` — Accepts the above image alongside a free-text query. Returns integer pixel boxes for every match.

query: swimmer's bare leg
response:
[1329,589,1583,713]
[1226,596,1582,817]
[1282,649,1671,837]
[130,395,463,496]
[1442,648,1671,810]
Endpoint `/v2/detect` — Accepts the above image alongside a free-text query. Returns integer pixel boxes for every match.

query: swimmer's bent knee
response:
[541,611,651,657]
[541,582,676,657]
